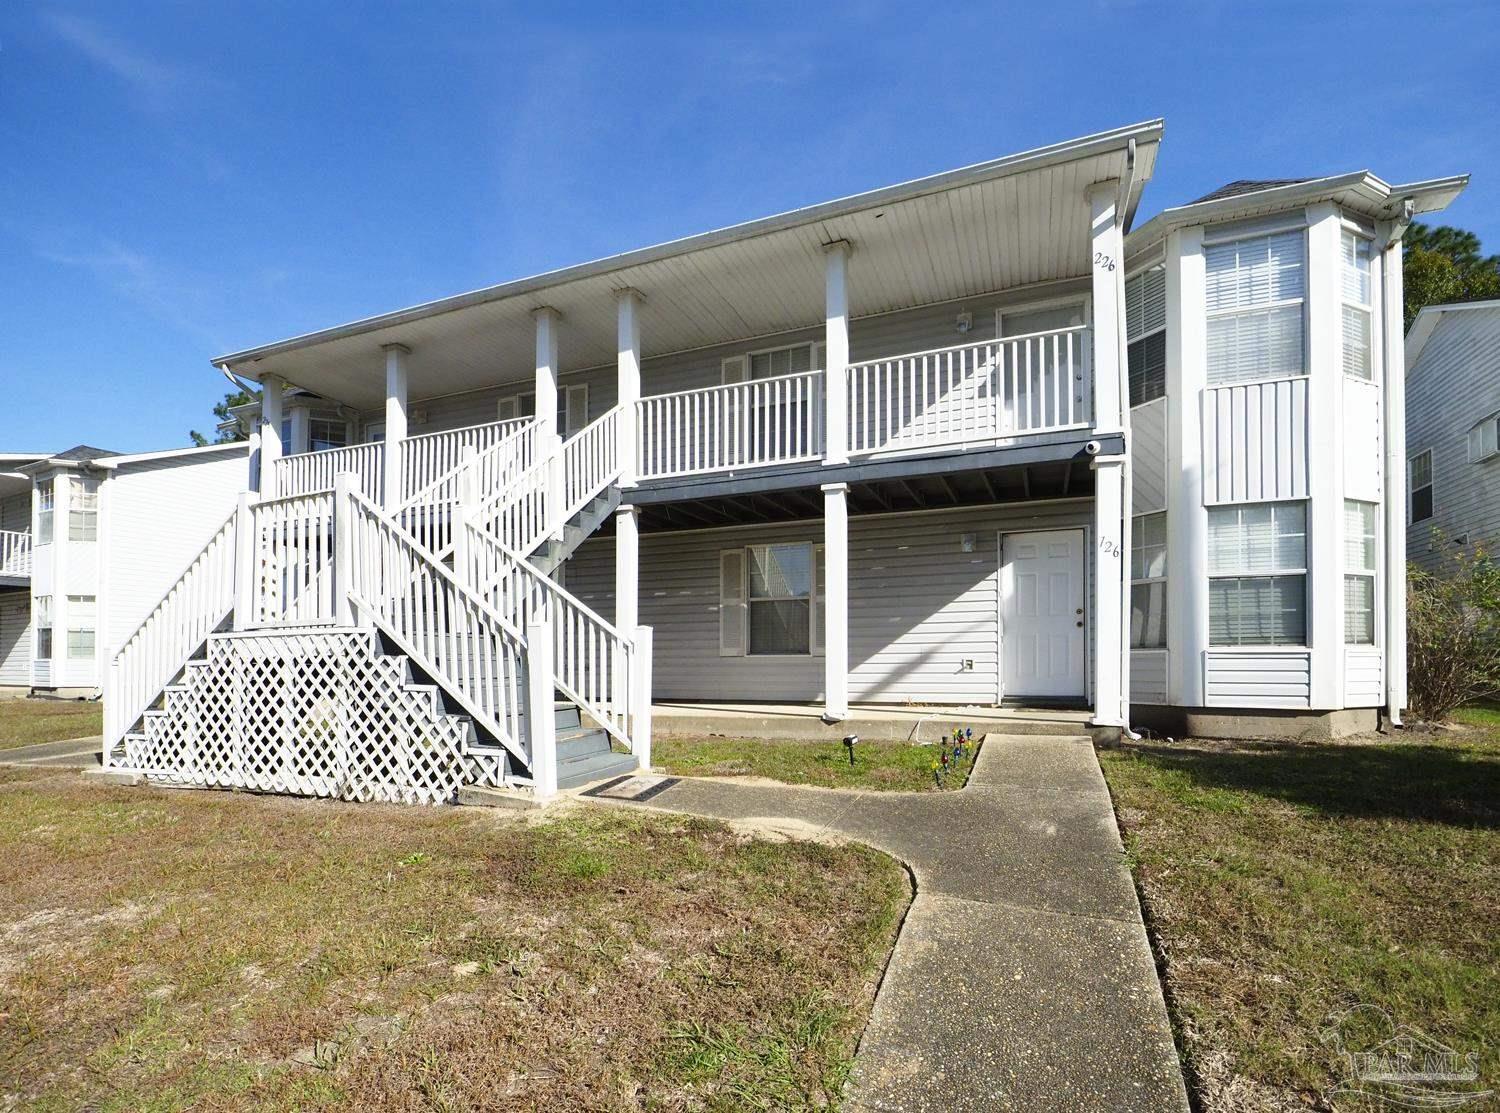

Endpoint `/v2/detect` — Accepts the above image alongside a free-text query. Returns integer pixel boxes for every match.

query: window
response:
[748,343,813,380]
[1130,512,1167,648]
[67,595,96,659]
[69,476,100,542]
[720,543,819,656]
[37,481,54,545]
[1467,414,1500,463]
[1344,501,1377,645]
[1409,450,1433,523]
[35,595,52,659]
[1205,230,1305,385]
[496,386,590,436]
[1207,501,1308,646]
[309,417,347,452]
[1341,230,1374,381]
[1126,266,1167,406]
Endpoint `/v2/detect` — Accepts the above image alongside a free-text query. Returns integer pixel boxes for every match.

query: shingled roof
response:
[51,445,120,462]
[1189,178,1313,205]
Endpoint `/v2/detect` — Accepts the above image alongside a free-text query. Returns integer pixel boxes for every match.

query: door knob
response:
[1075,608,1083,615]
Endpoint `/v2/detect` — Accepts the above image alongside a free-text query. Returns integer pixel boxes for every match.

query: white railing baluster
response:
[0,530,31,577]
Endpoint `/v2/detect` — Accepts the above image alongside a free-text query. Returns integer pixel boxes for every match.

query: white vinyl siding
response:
[1130,512,1167,648]
[0,593,29,686]
[37,481,54,546]
[1408,450,1434,524]
[1344,500,1377,645]
[1207,501,1308,646]
[1205,231,1306,386]
[1126,266,1166,406]
[1341,230,1374,381]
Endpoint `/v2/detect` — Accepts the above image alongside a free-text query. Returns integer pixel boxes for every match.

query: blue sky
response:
[1,1,1495,453]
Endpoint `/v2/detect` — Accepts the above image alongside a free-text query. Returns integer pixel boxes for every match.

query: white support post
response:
[1165,225,1208,707]
[616,289,642,487]
[288,407,311,456]
[332,472,355,627]
[632,624,653,771]
[1087,183,1127,434]
[823,241,851,465]
[534,308,564,539]
[822,482,850,721]
[614,503,639,634]
[260,375,284,498]
[452,446,479,592]
[245,427,262,496]
[527,617,558,799]
[233,490,258,630]
[1092,455,1128,728]
[381,345,409,510]
[1379,221,1408,724]
[1305,202,1344,710]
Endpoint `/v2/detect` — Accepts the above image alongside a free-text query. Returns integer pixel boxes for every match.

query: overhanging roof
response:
[216,120,1164,412]
[1406,298,1500,366]
[1126,171,1468,260]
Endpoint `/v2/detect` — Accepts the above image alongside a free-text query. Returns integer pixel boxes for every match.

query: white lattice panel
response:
[124,629,508,805]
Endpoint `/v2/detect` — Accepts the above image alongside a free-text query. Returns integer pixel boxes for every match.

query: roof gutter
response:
[214,119,1165,373]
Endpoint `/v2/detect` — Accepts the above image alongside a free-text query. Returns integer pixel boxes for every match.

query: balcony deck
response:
[0,529,31,586]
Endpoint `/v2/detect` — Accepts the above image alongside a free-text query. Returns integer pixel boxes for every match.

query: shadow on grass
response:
[1119,738,1500,829]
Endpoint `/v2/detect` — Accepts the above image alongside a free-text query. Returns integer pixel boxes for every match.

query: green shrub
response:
[1407,547,1500,720]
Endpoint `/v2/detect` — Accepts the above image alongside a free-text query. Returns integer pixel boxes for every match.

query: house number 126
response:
[1099,538,1121,558]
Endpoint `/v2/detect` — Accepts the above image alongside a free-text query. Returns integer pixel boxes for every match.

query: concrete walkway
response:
[0,735,102,768]
[595,734,1188,1111]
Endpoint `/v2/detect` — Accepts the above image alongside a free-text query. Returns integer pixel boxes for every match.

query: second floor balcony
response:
[0,529,31,584]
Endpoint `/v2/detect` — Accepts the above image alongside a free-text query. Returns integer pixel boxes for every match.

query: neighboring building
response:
[1,453,51,693]
[21,443,249,696]
[1404,300,1500,571]
[97,120,1468,807]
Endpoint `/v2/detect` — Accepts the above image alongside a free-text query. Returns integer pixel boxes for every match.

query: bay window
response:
[67,595,96,659]
[1205,230,1306,385]
[1207,501,1308,646]
[1344,500,1377,645]
[37,481,53,545]
[1130,512,1167,648]
[1341,229,1374,380]
[1126,266,1166,406]
[69,476,100,542]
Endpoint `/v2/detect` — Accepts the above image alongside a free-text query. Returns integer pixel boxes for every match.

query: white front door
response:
[1000,528,1086,699]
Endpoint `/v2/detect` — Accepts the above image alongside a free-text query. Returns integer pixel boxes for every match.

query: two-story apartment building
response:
[1,453,49,692]
[96,121,1467,805]
[1404,300,1500,572]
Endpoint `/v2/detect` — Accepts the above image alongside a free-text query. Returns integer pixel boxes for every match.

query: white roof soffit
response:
[1406,297,1500,366]
[1126,171,1470,260]
[216,120,1164,411]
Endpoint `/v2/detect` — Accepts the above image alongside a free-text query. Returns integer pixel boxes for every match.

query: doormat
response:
[584,775,680,802]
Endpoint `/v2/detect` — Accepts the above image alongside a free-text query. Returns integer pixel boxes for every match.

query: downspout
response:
[1380,198,1415,727]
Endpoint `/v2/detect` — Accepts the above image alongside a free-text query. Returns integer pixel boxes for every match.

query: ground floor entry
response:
[566,501,1097,706]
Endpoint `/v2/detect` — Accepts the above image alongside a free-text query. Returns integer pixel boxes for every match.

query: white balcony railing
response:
[848,326,1090,455]
[636,369,824,480]
[401,417,532,503]
[0,530,30,577]
[274,442,384,502]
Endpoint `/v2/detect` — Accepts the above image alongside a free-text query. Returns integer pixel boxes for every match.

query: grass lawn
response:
[1099,718,1500,1111]
[0,698,102,751]
[0,773,909,1110]
[654,734,977,792]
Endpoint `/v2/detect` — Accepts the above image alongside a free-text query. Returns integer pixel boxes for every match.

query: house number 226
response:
[1094,251,1116,272]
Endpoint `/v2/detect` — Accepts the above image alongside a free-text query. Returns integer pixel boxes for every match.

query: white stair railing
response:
[244,491,337,627]
[104,510,238,755]
[398,419,538,556]
[340,486,531,769]
[400,417,534,504]
[458,519,642,753]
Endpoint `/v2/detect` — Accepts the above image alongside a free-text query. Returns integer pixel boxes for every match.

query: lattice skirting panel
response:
[123,628,508,805]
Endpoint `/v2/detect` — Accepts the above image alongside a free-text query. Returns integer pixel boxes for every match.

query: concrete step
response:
[557,747,637,791]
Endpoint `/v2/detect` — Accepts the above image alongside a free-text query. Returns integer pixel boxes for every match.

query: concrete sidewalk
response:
[0,735,103,768]
[593,735,1188,1111]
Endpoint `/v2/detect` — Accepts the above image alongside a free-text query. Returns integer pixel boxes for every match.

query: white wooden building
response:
[0,453,49,693]
[96,121,1468,805]
[1404,300,1500,572]
[20,443,248,696]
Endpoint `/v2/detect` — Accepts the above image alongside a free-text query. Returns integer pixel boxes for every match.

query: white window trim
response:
[1467,412,1500,464]
[1125,267,1167,408]
[1340,228,1376,383]
[36,481,54,546]
[1130,512,1167,649]
[730,542,820,658]
[1343,500,1379,647]
[1204,230,1308,386]
[993,294,1090,339]
[1408,449,1434,524]
[1206,501,1310,648]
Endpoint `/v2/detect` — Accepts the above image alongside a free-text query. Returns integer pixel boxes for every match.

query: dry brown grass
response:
[0,775,909,1110]
[0,698,102,750]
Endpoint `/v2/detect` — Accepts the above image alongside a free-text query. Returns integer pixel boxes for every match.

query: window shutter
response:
[721,355,748,384]
[719,549,747,656]
[811,545,826,656]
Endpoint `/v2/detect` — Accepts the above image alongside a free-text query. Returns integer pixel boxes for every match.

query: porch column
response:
[1087,182,1127,433]
[259,374,284,498]
[381,344,409,510]
[1092,454,1128,728]
[614,503,639,634]
[823,241,851,466]
[534,307,564,539]
[822,482,850,721]
[616,289,642,487]
[288,407,311,456]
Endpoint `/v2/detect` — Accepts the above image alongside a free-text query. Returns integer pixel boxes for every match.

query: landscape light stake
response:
[843,735,859,767]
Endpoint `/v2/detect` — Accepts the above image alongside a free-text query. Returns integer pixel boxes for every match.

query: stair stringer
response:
[124,627,508,805]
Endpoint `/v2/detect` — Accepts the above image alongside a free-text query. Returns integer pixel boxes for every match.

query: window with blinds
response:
[1207,501,1308,646]
[1126,266,1166,406]
[1205,231,1306,386]
[1130,512,1167,648]
[1343,500,1377,645]
[1341,230,1374,380]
